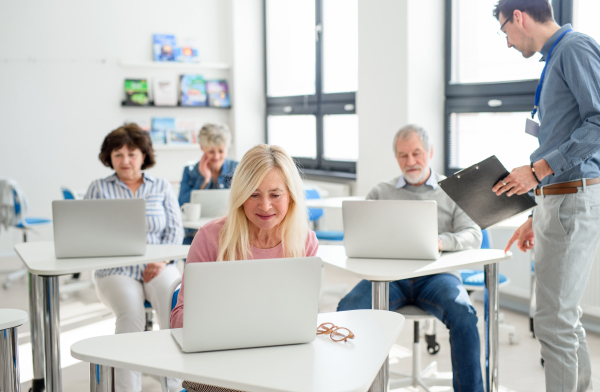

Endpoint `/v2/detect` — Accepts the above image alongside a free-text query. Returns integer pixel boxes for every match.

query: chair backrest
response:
[481,229,490,249]
[12,189,21,215]
[61,187,76,200]
[305,189,324,221]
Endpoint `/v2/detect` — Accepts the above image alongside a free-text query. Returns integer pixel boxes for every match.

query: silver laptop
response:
[342,200,440,260]
[190,189,230,218]
[171,257,322,353]
[52,199,147,258]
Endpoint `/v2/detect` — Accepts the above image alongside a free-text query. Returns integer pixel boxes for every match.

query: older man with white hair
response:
[337,124,484,392]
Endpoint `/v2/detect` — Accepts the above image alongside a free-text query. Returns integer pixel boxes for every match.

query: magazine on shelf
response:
[153,34,176,62]
[168,129,193,145]
[150,130,167,145]
[175,37,200,63]
[175,118,202,143]
[153,77,178,106]
[125,119,151,132]
[180,75,207,106]
[206,80,231,108]
[151,117,176,145]
[124,79,149,106]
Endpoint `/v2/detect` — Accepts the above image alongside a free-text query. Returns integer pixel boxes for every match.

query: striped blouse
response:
[85,173,184,281]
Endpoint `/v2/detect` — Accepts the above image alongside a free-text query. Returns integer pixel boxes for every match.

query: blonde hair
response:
[198,123,231,148]
[217,144,309,261]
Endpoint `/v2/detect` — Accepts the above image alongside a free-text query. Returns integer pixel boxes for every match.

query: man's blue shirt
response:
[532,24,600,185]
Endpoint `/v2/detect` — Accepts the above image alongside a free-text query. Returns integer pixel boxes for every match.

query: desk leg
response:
[28,273,45,392]
[0,325,21,392]
[90,364,114,392]
[369,281,389,392]
[484,263,499,392]
[42,276,62,392]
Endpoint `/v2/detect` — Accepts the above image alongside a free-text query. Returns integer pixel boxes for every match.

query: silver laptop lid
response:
[52,199,147,258]
[342,200,439,260]
[190,189,230,218]
[177,257,322,352]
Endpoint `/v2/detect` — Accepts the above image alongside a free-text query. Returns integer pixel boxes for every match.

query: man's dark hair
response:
[493,0,554,23]
[99,123,156,170]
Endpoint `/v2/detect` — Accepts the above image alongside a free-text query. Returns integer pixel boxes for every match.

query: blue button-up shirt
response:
[178,159,238,207]
[531,24,600,185]
[396,170,439,189]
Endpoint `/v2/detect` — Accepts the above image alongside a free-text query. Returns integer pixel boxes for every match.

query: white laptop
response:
[52,199,147,258]
[171,257,322,353]
[342,200,440,260]
[190,189,230,218]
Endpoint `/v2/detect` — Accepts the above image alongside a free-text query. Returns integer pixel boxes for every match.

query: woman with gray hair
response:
[178,123,238,244]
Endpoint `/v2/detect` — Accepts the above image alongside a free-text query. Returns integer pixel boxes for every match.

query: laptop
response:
[342,200,440,260]
[171,257,322,353]
[52,199,147,258]
[190,189,230,218]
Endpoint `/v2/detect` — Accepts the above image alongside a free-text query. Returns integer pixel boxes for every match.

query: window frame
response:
[264,0,357,179]
[444,0,573,176]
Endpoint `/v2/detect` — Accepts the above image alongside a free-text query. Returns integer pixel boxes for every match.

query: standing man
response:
[492,1,600,390]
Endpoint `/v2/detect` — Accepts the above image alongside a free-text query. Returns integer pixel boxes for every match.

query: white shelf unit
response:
[118,60,231,71]
[153,143,200,151]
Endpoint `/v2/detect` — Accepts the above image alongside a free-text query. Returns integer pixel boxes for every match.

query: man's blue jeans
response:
[337,273,483,392]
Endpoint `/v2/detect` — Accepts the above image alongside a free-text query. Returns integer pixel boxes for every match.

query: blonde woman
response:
[170,144,318,328]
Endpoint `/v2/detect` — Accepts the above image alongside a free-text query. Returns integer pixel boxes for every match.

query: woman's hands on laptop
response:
[143,261,167,282]
[438,237,444,251]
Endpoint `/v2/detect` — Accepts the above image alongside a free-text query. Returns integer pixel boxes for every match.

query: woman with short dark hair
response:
[86,123,183,392]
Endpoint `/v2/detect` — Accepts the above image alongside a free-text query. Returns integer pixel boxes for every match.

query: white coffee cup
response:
[181,203,201,221]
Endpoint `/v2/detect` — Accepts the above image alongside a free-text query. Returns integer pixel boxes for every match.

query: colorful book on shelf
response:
[175,118,202,143]
[180,75,207,107]
[153,77,178,106]
[125,119,151,132]
[124,79,149,106]
[206,80,231,108]
[175,37,200,63]
[168,129,193,145]
[153,34,176,62]
[150,130,167,145]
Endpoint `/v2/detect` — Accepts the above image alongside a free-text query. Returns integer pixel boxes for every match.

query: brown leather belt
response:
[534,177,600,195]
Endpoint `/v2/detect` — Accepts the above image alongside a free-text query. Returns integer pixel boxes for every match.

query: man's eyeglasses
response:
[497,14,513,39]
[317,322,355,342]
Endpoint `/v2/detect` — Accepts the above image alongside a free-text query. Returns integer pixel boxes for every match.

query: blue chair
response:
[60,187,76,200]
[304,189,344,242]
[3,188,52,289]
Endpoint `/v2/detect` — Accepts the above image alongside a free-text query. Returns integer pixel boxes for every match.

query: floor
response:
[3,252,600,392]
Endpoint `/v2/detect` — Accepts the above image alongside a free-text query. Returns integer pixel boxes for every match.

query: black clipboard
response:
[438,156,537,229]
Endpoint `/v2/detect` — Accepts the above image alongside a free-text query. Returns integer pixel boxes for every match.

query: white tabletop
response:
[14,241,190,276]
[0,309,28,330]
[316,245,511,281]
[72,310,404,392]
[305,196,365,209]
[182,217,213,230]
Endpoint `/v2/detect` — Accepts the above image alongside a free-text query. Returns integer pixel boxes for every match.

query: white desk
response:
[182,217,213,230]
[1,309,28,392]
[71,310,405,392]
[14,242,190,392]
[316,245,511,392]
[305,196,365,209]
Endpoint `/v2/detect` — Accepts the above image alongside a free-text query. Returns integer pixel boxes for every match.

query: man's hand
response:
[438,237,444,251]
[492,159,552,197]
[143,261,167,283]
[505,217,534,253]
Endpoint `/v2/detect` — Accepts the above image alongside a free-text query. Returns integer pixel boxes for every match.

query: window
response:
[265,0,358,176]
[445,0,569,175]
[573,0,600,42]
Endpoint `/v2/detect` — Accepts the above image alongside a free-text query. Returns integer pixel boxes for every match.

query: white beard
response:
[403,166,428,185]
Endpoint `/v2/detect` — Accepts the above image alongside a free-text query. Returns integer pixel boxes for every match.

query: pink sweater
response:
[170,217,319,328]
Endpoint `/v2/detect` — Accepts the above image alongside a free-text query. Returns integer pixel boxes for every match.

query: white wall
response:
[0,0,264,250]
[356,0,445,196]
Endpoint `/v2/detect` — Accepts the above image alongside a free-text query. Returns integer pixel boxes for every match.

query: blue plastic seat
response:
[305,188,343,242]
[461,229,509,288]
